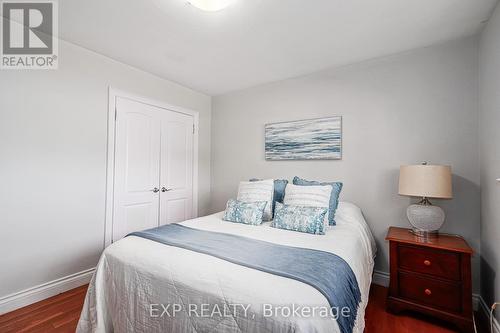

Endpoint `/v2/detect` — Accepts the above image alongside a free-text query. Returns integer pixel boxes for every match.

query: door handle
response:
[161,187,172,192]
[152,187,160,193]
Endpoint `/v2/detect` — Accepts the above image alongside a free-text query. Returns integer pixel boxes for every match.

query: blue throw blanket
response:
[128,224,361,333]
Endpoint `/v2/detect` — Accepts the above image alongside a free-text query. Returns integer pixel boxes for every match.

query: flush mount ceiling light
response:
[187,0,234,12]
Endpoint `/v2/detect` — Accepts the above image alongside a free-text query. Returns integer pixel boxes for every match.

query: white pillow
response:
[237,179,274,221]
[284,183,332,226]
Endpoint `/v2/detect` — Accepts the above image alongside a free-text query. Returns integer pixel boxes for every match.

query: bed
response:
[77,201,376,333]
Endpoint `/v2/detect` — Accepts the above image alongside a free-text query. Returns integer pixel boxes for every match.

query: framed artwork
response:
[265,116,342,160]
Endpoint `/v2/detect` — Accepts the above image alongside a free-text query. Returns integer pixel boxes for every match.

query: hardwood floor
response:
[0,284,483,332]
[0,285,87,333]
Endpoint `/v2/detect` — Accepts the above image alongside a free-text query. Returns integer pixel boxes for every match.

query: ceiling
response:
[60,0,498,95]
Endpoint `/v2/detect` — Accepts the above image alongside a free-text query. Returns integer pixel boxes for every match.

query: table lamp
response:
[398,163,453,237]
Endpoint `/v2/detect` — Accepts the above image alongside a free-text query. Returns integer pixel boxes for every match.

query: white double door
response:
[112,97,194,241]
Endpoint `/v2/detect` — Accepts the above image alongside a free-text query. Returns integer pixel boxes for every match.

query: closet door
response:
[113,97,161,241]
[159,111,194,225]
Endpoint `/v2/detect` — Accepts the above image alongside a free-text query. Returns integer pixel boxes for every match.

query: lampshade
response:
[399,165,452,199]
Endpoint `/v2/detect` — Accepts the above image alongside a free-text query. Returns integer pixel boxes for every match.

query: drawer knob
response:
[424,288,432,296]
[423,260,431,266]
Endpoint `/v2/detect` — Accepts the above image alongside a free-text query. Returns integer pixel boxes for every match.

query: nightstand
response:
[385,227,473,332]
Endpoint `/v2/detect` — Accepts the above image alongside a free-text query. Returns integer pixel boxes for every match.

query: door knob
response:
[152,187,160,193]
[161,187,172,192]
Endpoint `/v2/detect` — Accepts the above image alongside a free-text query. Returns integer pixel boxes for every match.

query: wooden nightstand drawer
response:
[399,271,462,313]
[386,227,473,332]
[398,244,460,280]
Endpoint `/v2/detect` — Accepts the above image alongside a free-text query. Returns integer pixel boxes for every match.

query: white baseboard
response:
[372,270,390,287]
[0,268,94,315]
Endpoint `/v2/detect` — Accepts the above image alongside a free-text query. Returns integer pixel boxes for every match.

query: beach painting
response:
[265,117,342,160]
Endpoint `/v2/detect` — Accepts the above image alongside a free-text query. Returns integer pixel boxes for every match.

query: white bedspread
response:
[77,202,376,333]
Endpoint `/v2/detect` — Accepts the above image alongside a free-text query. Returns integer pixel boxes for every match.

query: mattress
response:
[77,201,376,333]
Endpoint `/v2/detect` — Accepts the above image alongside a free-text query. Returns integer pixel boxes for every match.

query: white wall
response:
[211,37,481,292]
[479,2,500,321]
[0,40,211,298]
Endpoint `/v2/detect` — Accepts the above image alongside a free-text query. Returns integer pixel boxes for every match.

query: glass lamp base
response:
[409,228,439,238]
[406,200,445,237]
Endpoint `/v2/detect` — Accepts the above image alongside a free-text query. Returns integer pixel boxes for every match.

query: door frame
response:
[104,87,200,247]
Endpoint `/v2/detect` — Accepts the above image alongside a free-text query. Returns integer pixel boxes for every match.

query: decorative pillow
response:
[237,179,274,221]
[223,199,267,225]
[250,178,288,217]
[293,176,343,226]
[284,183,332,226]
[272,202,328,235]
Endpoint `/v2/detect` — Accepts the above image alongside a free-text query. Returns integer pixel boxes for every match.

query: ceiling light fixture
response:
[187,0,234,12]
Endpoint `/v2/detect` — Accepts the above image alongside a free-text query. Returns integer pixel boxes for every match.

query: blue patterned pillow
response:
[223,199,267,225]
[272,202,328,235]
[249,178,289,216]
[293,176,343,226]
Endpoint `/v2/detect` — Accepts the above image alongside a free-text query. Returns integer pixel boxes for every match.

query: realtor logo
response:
[1,0,58,69]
